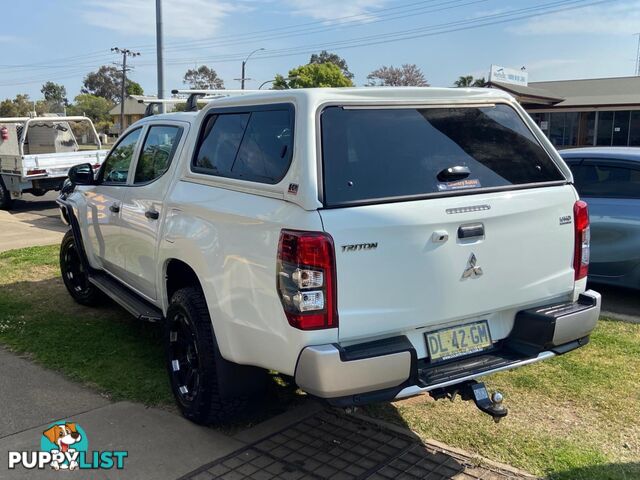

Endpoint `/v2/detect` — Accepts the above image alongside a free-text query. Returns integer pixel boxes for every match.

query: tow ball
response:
[431,381,508,423]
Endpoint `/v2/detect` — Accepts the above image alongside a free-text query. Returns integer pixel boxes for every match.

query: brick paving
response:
[180,409,535,480]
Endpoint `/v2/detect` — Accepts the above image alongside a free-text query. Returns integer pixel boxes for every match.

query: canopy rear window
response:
[320,104,565,207]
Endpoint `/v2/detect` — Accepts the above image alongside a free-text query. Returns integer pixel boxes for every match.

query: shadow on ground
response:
[181,409,495,480]
[550,462,640,480]
[6,191,60,214]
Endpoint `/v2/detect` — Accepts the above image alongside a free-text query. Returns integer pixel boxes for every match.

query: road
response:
[594,283,640,323]
[0,191,66,252]
[0,193,637,322]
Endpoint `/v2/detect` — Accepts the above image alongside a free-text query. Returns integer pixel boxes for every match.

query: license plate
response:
[425,320,492,362]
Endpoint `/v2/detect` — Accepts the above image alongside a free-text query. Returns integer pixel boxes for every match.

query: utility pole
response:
[238,48,265,89]
[635,33,640,76]
[111,47,140,134]
[156,0,166,113]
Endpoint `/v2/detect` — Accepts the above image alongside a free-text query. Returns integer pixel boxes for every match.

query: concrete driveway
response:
[0,191,66,253]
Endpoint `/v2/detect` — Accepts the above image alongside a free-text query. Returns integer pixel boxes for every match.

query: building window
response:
[630,111,640,146]
[548,112,578,148]
[612,111,631,146]
[531,112,549,133]
[579,112,596,146]
[596,111,614,146]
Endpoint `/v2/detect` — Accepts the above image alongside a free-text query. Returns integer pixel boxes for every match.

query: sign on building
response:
[489,65,528,87]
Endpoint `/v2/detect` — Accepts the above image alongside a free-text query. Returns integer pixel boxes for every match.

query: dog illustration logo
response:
[41,422,87,471]
[8,420,127,471]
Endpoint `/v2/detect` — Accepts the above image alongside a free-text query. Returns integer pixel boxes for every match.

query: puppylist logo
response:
[8,421,128,471]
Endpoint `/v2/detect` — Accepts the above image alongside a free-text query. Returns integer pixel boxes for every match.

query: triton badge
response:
[341,243,378,252]
[462,253,483,279]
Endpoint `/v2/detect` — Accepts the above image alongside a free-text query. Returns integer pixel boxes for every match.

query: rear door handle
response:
[145,209,159,220]
[109,203,120,213]
[458,223,484,239]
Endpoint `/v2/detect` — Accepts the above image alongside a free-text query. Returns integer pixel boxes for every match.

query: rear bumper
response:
[294,290,601,405]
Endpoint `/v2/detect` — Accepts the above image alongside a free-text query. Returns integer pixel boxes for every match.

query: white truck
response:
[57,87,601,425]
[0,116,107,209]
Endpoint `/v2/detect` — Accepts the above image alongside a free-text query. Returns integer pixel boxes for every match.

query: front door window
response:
[100,128,142,184]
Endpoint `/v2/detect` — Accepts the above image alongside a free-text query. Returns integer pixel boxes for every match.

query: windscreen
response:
[321,104,565,207]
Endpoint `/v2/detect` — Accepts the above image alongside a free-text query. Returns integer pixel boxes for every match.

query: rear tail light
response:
[573,200,590,280]
[26,169,47,176]
[277,229,337,330]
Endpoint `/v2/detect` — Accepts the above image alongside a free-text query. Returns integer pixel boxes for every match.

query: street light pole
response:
[156,0,165,113]
[240,48,265,89]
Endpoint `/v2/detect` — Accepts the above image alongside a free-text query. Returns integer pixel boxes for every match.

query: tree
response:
[183,65,224,89]
[309,51,353,80]
[127,81,144,96]
[67,94,113,124]
[272,63,354,89]
[41,82,68,105]
[472,77,487,87]
[454,75,487,87]
[0,94,34,117]
[81,65,143,102]
[366,64,429,87]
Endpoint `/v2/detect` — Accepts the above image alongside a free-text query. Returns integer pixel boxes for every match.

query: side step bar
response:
[89,272,163,322]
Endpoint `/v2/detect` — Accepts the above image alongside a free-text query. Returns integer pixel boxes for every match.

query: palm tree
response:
[454,75,488,88]
[472,77,487,87]
[454,75,474,87]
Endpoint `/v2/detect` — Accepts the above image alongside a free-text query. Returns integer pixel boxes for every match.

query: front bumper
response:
[295,290,601,405]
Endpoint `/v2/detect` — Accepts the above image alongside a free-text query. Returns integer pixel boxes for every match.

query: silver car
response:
[560,147,640,289]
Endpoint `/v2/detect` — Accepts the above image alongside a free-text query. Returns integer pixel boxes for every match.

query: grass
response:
[0,245,638,478]
[0,245,304,423]
[365,319,640,479]
[0,245,171,404]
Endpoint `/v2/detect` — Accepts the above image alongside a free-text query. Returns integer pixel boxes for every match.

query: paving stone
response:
[180,409,534,480]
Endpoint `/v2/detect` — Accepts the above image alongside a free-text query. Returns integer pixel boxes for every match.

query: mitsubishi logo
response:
[462,253,483,279]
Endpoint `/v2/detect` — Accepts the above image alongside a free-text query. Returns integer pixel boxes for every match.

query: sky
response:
[1,0,639,101]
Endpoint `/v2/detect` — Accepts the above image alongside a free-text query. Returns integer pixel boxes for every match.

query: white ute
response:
[0,116,106,209]
[57,87,601,425]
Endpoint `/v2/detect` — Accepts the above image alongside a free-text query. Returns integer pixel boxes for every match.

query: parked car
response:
[57,87,600,425]
[0,116,107,209]
[560,147,640,289]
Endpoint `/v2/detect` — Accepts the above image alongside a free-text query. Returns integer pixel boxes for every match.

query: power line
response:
[133,0,485,55]
[127,0,471,51]
[0,0,622,78]
[0,0,477,74]
[0,0,621,88]
[156,0,613,67]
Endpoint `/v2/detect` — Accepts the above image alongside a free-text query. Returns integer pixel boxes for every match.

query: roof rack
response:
[170,89,275,112]
[137,98,186,117]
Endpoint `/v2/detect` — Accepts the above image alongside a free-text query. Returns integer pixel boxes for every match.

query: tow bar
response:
[431,381,508,423]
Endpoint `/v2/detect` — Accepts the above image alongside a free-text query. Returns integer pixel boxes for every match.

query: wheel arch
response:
[164,258,204,307]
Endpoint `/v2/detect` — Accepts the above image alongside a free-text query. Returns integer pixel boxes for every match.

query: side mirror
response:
[68,163,95,185]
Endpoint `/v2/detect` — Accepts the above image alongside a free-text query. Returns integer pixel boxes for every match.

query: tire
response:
[59,230,104,306]
[0,176,12,210]
[165,287,267,425]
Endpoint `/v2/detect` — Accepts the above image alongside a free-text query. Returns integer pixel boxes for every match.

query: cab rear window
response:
[320,104,565,207]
